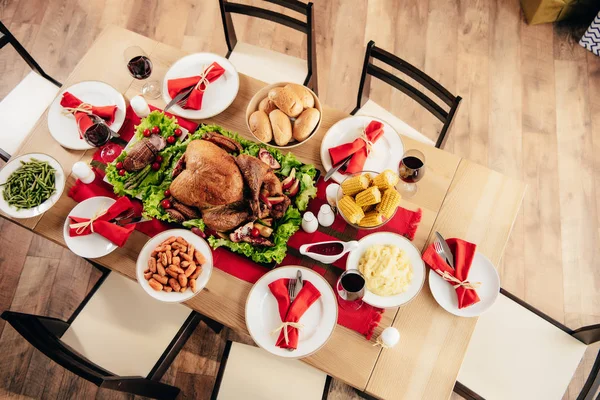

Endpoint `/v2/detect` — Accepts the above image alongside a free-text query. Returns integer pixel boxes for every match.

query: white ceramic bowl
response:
[136,229,213,303]
[245,82,322,149]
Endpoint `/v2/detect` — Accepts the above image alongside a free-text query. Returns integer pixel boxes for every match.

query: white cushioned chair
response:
[1,262,224,400]
[211,341,331,400]
[0,21,61,161]
[352,40,461,149]
[218,0,317,93]
[455,289,600,400]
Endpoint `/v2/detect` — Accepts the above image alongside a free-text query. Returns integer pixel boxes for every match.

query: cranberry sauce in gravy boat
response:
[299,240,359,264]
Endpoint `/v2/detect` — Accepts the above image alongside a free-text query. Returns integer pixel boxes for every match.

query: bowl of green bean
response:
[0,153,65,219]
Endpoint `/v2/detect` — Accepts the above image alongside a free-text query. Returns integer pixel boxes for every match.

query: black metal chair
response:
[1,262,224,400]
[351,40,461,149]
[0,20,62,162]
[218,0,318,94]
[454,288,600,400]
[210,340,331,399]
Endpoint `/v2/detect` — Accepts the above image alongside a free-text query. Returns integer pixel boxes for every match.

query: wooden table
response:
[1,26,526,400]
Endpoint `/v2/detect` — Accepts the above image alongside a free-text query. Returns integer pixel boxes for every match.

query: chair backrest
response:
[218,0,317,92]
[1,311,114,385]
[353,40,461,149]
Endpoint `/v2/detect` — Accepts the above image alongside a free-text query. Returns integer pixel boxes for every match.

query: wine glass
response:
[78,114,122,163]
[336,269,366,311]
[124,46,160,99]
[398,149,426,197]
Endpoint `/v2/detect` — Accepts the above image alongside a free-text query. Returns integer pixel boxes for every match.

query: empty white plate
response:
[48,81,126,150]
[0,153,65,219]
[346,232,425,308]
[63,196,118,258]
[320,116,404,184]
[162,53,239,119]
[428,252,501,317]
[245,266,337,359]
[136,229,213,303]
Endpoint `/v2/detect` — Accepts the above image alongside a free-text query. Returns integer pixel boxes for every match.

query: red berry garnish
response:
[164,189,171,197]
[115,161,123,169]
[151,162,160,171]
[155,155,163,163]
[167,136,176,144]
[251,227,260,238]
[118,169,126,176]
[174,128,182,137]
[161,199,172,209]
[143,129,151,137]
[151,126,160,134]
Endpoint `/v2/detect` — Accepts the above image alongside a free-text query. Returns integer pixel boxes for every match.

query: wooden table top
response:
[2,26,526,400]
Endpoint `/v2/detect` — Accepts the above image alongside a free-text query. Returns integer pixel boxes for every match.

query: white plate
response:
[136,229,213,303]
[48,81,126,150]
[429,252,501,317]
[0,153,65,219]
[162,53,239,119]
[346,232,425,309]
[63,196,118,258]
[245,266,337,359]
[320,116,404,184]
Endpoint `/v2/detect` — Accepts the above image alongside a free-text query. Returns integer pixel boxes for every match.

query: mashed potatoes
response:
[358,244,413,296]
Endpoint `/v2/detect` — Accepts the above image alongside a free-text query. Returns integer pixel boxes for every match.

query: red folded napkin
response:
[328,120,385,174]
[60,92,118,137]
[422,238,480,309]
[68,196,136,247]
[268,278,322,350]
[167,62,226,110]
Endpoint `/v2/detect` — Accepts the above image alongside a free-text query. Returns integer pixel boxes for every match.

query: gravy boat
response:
[299,240,359,264]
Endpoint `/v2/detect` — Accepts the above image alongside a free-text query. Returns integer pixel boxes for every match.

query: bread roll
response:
[258,97,278,115]
[285,83,315,109]
[268,86,303,117]
[293,108,320,142]
[269,109,292,146]
[249,110,272,143]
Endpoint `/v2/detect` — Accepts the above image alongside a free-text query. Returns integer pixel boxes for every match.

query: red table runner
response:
[70,106,422,341]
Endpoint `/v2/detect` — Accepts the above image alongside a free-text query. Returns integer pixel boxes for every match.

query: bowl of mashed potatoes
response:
[346,232,425,308]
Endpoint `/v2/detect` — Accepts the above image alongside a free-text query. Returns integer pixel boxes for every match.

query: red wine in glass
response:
[82,117,111,147]
[127,55,153,79]
[336,270,365,311]
[398,149,426,197]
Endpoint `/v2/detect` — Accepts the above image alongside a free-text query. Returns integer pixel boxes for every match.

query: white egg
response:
[380,327,400,348]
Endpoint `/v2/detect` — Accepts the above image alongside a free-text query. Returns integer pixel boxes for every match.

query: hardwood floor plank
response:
[26,234,64,259]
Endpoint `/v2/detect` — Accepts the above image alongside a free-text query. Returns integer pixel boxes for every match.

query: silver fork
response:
[433,240,453,269]
[288,277,296,301]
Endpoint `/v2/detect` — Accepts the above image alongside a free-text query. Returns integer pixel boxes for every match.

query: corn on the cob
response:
[338,196,364,224]
[355,186,381,207]
[341,174,370,196]
[372,169,399,190]
[359,211,385,227]
[376,188,401,218]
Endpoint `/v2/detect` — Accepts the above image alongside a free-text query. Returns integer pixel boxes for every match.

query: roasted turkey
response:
[168,134,291,240]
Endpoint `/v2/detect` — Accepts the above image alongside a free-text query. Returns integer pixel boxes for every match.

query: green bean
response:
[0,159,57,210]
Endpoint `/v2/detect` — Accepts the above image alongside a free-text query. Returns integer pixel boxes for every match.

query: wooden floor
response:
[1,0,599,399]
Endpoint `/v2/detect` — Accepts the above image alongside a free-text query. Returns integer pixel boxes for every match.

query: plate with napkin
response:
[63,196,137,258]
[48,81,126,150]
[423,238,500,317]
[245,266,337,359]
[161,53,239,119]
[320,116,404,184]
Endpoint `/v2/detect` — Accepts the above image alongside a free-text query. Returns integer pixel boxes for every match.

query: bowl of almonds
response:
[136,229,213,303]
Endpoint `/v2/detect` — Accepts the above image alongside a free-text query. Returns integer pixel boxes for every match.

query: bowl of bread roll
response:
[246,82,322,149]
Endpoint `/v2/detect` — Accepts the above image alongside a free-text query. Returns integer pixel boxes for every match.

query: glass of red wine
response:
[336,270,366,311]
[124,46,160,99]
[79,114,122,163]
[398,149,426,197]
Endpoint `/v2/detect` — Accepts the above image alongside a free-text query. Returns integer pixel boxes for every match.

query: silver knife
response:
[324,155,352,181]
[164,85,195,111]
[435,232,455,269]
[293,270,303,300]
